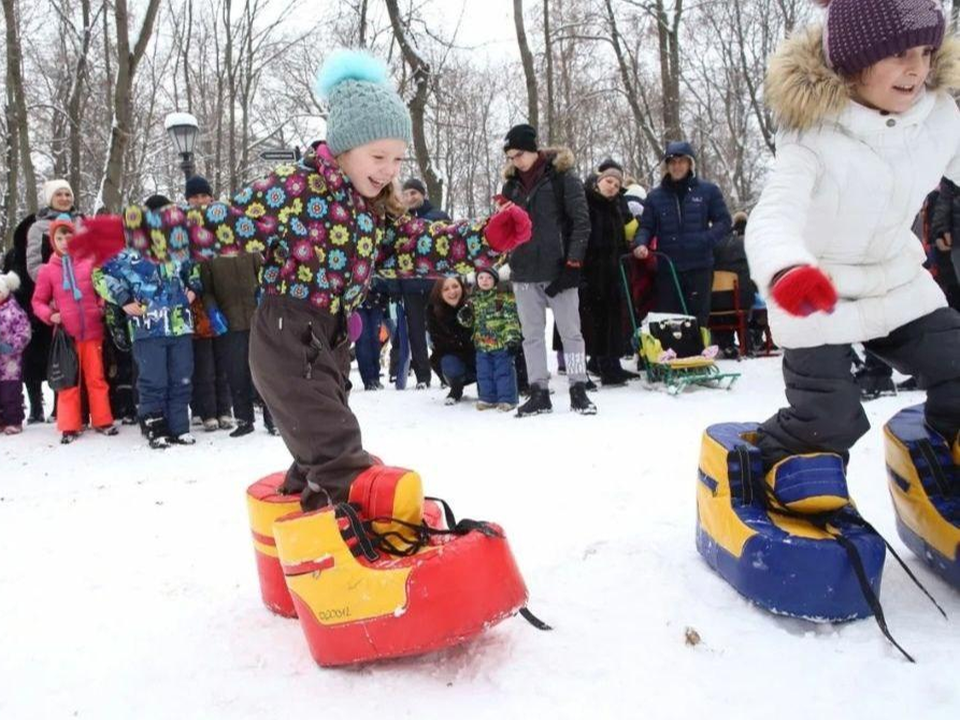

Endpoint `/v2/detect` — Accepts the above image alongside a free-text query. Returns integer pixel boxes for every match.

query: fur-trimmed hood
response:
[765,25,960,132]
[502,146,575,180]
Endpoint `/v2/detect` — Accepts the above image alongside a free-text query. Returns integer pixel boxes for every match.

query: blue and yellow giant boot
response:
[697,423,886,621]
[884,406,960,589]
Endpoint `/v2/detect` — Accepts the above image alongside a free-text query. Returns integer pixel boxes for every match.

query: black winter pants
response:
[655,266,712,327]
[756,307,960,468]
[190,336,232,420]
[220,330,255,424]
[250,295,372,508]
[401,289,432,384]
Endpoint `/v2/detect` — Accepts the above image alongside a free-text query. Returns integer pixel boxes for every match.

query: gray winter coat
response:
[501,147,590,283]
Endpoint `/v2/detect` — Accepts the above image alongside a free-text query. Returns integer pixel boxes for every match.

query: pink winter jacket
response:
[32,254,104,342]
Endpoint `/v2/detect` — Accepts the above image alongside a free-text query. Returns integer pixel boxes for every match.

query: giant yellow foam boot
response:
[246,472,302,617]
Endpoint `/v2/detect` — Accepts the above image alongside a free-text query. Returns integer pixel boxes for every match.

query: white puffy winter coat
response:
[747,26,960,349]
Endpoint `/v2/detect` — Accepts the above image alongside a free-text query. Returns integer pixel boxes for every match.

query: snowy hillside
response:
[2,356,958,719]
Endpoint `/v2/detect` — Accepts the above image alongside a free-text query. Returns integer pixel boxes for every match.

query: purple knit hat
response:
[818,0,946,77]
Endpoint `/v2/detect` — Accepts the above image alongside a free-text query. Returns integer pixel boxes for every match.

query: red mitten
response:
[771,265,837,317]
[484,205,532,252]
[71,215,126,265]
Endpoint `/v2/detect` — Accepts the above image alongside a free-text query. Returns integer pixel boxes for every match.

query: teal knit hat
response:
[315,50,413,156]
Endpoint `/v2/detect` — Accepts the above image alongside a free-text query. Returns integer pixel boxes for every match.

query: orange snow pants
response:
[57,339,113,433]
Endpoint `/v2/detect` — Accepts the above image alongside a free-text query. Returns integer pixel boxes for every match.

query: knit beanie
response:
[598,158,623,173]
[0,271,20,301]
[598,166,624,184]
[184,176,213,199]
[315,50,413,156]
[402,178,427,195]
[144,194,172,210]
[42,179,73,207]
[816,0,946,77]
[476,267,499,286]
[503,124,539,154]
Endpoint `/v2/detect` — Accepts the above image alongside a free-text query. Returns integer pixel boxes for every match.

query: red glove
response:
[71,215,126,265]
[484,205,532,252]
[771,265,837,317]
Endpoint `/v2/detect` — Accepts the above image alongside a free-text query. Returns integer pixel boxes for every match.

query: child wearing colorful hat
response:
[75,50,530,508]
[747,0,960,468]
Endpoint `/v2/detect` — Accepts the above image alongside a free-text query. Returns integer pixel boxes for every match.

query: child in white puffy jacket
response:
[746,0,960,469]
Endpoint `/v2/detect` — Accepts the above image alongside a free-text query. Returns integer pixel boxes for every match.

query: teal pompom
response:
[315,50,390,100]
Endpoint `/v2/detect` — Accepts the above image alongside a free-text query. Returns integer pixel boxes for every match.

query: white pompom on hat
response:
[0,270,22,300]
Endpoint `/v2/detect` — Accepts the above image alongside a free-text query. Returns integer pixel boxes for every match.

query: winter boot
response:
[95,425,119,436]
[569,382,597,415]
[202,418,219,432]
[516,385,552,417]
[26,387,44,424]
[854,355,896,400]
[476,401,497,411]
[230,420,255,438]
[61,431,80,444]
[444,379,465,406]
[218,415,235,430]
[598,357,628,387]
[168,433,197,446]
[141,413,170,449]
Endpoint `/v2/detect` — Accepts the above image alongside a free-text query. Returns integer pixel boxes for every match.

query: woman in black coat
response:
[580,170,635,385]
[426,277,476,405]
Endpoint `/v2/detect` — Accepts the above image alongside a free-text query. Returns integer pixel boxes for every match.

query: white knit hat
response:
[0,271,21,300]
[42,179,73,207]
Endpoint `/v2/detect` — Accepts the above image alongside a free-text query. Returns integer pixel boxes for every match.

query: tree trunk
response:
[656,0,683,144]
[3,0,38,215]
[67,0,94,198]
[3,85,19,247]
[543,0,556,144]
[99,0,162,212]
[385,0,443,204]
[604,0,663,158]
[513,0,539,128]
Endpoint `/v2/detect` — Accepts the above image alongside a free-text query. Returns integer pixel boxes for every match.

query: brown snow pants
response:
[249,294,372,509]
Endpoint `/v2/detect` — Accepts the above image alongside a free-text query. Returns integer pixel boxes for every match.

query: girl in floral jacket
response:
[75,51,530,509]
[0,271,31,434]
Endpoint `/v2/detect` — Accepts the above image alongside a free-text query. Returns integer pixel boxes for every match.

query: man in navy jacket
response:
[632,141,731,325]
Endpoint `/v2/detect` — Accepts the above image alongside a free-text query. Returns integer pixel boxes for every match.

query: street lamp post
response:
[163,112,200,181]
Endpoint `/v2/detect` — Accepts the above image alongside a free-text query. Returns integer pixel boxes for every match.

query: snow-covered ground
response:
[1,355,958,719]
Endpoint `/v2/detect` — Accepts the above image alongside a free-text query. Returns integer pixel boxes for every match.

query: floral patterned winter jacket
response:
[119,145,499,317]
[0,296,32,381]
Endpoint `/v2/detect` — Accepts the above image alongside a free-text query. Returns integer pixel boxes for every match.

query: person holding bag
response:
[32,220,116,444]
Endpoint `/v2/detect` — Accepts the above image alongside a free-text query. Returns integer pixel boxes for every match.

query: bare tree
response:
[385,0,443,202]
[3,0,38,215]
[513,0,539,128]
[98,0,162,211]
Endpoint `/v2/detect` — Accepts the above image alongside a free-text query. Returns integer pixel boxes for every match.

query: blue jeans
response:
[133,335,194,435]
[440,354,475,387]
[476,349,518,404]
[354,306,384,385]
